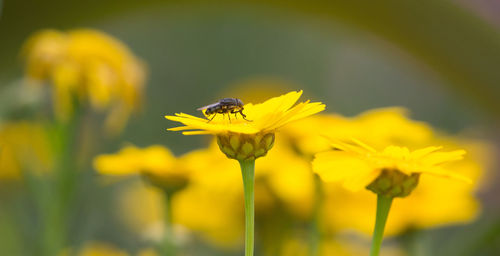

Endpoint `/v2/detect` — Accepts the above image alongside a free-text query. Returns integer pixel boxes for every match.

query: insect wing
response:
[219,98,238,105]
[197,102,220,111]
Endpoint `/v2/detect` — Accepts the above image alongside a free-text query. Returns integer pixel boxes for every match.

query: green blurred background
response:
[0,0,499,255]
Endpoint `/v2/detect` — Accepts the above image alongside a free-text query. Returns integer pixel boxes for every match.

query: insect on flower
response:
[197,98,251,122]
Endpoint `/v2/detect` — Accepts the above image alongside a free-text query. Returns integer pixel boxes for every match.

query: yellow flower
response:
[258,142,315,219]
[94,145,192,244]
[60,242,128,256]
[278,237,405,256]
[282,107,488,236]
[171,141,316,247]
[165,90,324,255]
[172,144,244,247]
[22,29,146,132]
[313,138,469,196]
[313,138,471,255]
[0,121,53,180]
[281,107,433,157]
[93,145,189,192]
[165,90,325,160]
[321,165,482,237]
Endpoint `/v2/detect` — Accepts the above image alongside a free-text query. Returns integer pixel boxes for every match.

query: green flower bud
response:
[366,169,420,198]
[217,132,275,161]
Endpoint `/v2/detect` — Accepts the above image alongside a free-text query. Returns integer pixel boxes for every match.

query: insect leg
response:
[239,110,252,122]
[228,113,232,123]
[207,114,216,123]
[230,109,238,119]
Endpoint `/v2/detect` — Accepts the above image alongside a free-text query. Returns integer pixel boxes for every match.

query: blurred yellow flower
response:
[353,108,433,146]
[95,142,310,248]
[22,29,146,132]
[281,107,433,157]
[94,145,197,246]
[61,242,128,256]
[93,145,189,191]
[286,107,489,237]
[258,143,315,219]
[0,121,52,180]
[171,143,247,247]
[171,141,316,247]
[166,90,325,161]
[313,139,469,194]
[313,137,472,255]
[278,236,405,256]
[321,137,489,236]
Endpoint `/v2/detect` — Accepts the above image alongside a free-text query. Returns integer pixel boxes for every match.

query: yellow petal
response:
[165,90,324,135]
[313,151,375,191]
[421,150,466,165]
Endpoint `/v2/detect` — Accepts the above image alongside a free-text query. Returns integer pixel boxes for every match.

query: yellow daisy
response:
[93,145,189,192]
[313,138,471,256]
[313,138,470,197]
[280,107,487,237]
[22,29,146,132]
[165,90,325,161]
[94,145,188,255]
[166,90,324,256]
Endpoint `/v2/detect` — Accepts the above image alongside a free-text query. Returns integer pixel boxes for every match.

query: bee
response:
[197,98,251,122]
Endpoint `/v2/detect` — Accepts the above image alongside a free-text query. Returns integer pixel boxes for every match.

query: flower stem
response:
[239,160,255,256]
[370,194,393,256]
[309,174,323,256]
[42,115,80,256]
[162,191,175,256]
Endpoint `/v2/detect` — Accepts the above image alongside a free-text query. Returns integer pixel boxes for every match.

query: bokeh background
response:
[0,0,499,255]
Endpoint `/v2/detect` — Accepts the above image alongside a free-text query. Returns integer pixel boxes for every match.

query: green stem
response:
[162,191,175,256]
[370,195,393,256]
[239,160,255,256]
[310,174,323,256]
[42,111,81,256]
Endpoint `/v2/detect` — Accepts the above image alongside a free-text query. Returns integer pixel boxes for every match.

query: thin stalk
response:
[42,111,81,256]
[41,122,71,256]
[162,191,175,256]
[309,174,323,256]
[370,195,393,256]
[239,160,255,256]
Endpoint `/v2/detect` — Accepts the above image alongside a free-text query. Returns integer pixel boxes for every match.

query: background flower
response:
[22,29,146,132]
[170,141,316,250]
[60,243,129,256]
[0,121,53,180]
[94,145,190,190]
[283,108,491,237]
